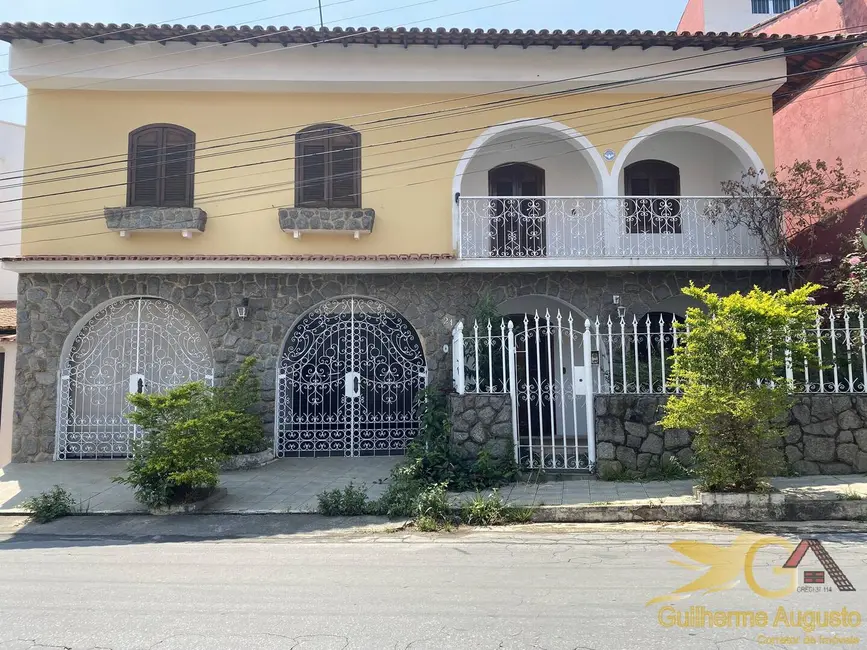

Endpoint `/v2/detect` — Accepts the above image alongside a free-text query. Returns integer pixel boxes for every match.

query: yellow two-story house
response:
[0,22,858,465]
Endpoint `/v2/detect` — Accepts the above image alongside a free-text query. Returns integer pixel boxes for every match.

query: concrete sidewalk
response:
[1,457,865,515]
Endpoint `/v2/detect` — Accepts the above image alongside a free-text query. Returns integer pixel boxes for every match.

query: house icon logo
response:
[783,539,856,592]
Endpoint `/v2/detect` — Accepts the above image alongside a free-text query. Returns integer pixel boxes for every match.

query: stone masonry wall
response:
[595,394,867,477]
[449,394,513,462]
[14,269,781,461]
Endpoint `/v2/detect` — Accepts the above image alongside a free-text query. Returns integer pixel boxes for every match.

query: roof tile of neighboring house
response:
[0,300,16,332]
[0,23,864,110]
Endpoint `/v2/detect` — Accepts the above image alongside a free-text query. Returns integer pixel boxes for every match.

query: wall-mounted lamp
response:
[590,350,600,365]
[617,305,627,319]
[236,298,250,320]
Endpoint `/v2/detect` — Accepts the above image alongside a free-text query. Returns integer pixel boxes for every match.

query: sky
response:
[0,0,688,124]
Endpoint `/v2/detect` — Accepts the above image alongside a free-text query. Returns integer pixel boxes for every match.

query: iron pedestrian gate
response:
[276,297,427,457]
[452,312,597,470]
[56,298,215,460]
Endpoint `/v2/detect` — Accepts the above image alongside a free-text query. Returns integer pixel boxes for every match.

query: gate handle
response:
[345,371,361,398]
[129,373,146,395]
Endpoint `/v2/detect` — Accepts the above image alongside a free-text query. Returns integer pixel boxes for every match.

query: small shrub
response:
[841,487,864,501]
[413,483,453,531]
[461,489,506,526]
[661,284,820,492]
[317,483,372,516]
[21,485,75,523]
[212,357,268,456]
[113,382,224,509]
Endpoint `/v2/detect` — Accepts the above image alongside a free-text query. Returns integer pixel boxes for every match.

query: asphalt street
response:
[0,518,865,650]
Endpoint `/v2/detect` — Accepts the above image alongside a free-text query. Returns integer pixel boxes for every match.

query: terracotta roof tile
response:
[0,24,863,110]
[0,304,16,331]
[1,254,455,262]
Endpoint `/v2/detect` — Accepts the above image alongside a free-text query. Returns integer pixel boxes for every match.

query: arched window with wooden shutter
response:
[127,124,195,208]
[295,124,360,209]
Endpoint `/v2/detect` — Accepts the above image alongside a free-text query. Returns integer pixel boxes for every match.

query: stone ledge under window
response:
[104,207,207,236]
[278,207,375,238]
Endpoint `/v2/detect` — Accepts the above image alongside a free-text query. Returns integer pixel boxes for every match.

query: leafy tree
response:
[705,159,861,288]
[660,284,820,492]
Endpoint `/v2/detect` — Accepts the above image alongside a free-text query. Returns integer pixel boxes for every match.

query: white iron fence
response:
[590,310,867,395]
[452,309,867,470]
[457,196,777,260]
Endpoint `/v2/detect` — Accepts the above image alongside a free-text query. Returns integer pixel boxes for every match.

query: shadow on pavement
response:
[0,513,407,549]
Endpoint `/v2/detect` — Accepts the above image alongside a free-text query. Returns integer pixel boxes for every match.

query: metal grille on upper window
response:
[751,0,770,13]
[295,124,361,209]
[127,124,195,208]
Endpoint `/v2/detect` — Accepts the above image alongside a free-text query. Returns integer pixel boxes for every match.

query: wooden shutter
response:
[127,125,195,208]
[129,128,161,206]
[162,128,194,207]
[329,131,359,208]
[297,141,327,207]
[295,124,360,208]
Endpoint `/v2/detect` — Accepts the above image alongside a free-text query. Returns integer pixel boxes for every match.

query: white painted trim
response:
[451,118,609,221]
[606,117,767,195]
[2,257,787,275]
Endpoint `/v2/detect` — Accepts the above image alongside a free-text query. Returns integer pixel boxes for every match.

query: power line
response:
[3,68,862,241]
[2,29,855,182]
[0,0,522,104]
[0,37,852,195]
[0,0,307,60]
[0,49,851,206]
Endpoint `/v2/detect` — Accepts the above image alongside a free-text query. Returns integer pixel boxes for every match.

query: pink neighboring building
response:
[680,0,867,287]
[761,0,867,267]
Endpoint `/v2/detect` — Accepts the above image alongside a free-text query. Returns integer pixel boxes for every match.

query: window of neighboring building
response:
[754,0,807,14]
[623,160,682,234]
[127,124,195,208]
[295,124,361,208]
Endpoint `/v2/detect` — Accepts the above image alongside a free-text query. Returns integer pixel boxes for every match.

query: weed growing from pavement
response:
[21,485,76,524]
[316,386,534,529]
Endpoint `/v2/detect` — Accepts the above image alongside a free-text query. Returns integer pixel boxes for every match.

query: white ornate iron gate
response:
[452,312,597,471]
[276,297,427,457]
[56,298,214,460]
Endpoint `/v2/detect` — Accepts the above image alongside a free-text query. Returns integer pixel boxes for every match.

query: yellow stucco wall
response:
[19,89,775,256]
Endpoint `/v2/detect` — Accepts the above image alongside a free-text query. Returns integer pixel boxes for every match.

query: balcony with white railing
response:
[456,196,783,266]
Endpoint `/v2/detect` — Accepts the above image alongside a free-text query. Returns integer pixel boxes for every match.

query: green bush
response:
[660,283,820,493]
[317,483,373,516]
[414,483,453,531]
[212,357,268,456]
[113,382,225,508]
[21,485,76,523]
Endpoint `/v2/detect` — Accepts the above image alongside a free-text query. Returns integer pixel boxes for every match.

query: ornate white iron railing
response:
[457,196,779,260]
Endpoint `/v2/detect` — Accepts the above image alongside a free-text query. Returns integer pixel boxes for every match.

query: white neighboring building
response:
[0,120,21,466]
[678,0,810,33]
[0,120,23,301]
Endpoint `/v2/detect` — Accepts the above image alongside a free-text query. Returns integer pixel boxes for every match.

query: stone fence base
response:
[448,394,513,462]
[595,394,867,477]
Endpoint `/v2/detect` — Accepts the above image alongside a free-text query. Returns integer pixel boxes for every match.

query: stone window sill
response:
[105,206,207,238]
[278,207,375,239]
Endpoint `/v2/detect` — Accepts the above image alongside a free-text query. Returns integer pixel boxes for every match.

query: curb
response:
[530,498,867,523]
[3,499,865,521]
